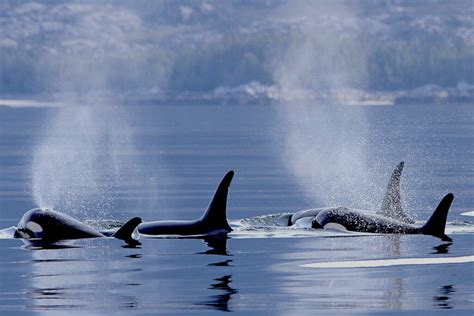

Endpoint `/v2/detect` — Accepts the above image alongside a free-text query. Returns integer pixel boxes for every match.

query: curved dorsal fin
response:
[112,217,142,245]
[421,193,453,242]
[377,162,414,224]
[199,171,234,232]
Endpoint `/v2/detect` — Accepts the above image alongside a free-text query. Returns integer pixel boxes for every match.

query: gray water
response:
[0,102,473,315]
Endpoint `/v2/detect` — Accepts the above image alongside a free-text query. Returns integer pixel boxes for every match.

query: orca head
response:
[15,208,53,240]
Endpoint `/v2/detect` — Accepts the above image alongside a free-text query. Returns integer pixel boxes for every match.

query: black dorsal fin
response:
[199,171,234,232]
[377,162,414,224]
[112,217,142,245]
[421,193,454,242]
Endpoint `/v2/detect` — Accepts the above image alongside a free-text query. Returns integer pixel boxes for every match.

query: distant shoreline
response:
[1,84,473,108]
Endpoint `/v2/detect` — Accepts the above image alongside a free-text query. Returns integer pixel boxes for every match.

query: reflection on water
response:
[126,254,142,259]
[432,243,452,254]
[382,236,404,309]
[273,235,474,311]
[23,236,239,312]
[201,235,230,256]
[433,285,455,309]
[197,275,238,312]
[0,225,472,313]
[27,242,144,311]
[121,241,142,249]
[24,243,83,250]
[120,295,141,309]
[382,277,405,310]
[0,104,473,313]
[200,235,237,311]
[386,235,401,256]
[209,259,233,267]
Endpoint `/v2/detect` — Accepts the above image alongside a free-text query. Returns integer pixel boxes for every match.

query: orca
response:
[278,162,413,227]
[13,208,142,245]
[138,171,234,236]
[275,162,454,241]
[314,193,454,242]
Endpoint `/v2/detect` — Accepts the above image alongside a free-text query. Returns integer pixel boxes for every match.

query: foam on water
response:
[231,215,474,239]
[230,216,373,239]
[0,227,17,239]
[445,222,474,234]
[0,99,60,108]
[301,255,474,269]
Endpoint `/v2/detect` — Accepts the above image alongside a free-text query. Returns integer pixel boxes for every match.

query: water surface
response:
[0,102,473,314]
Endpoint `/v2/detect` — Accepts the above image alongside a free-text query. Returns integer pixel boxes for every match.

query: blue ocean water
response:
[0,102,473,314]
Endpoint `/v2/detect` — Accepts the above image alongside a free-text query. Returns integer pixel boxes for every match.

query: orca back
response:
[15,208,103,242]
[138,171,234,236]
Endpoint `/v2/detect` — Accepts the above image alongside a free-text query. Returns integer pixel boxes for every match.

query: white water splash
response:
[0,227,17,239]
[31,104,137,218]
[269,2,383,209]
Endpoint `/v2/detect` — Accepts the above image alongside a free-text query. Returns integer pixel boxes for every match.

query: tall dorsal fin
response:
[377,162,414,223]
[421,193,453,242]
[199,171,234,232]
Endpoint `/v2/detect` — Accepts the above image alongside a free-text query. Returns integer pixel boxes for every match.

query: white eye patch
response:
[26,221,43,233]
[293,217,313,228]
[323,222,347,231]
